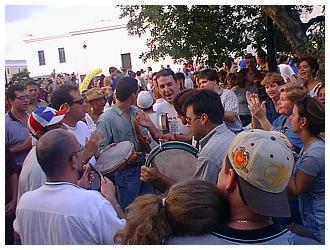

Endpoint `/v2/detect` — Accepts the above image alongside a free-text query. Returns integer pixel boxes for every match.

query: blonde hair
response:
[114,180,230,244]
[261,72,285,86]
[280,84,308,102]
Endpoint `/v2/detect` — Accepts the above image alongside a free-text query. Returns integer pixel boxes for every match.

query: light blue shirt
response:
[193,124,235,184]
[96,104,147,164]
[272,115,303,153]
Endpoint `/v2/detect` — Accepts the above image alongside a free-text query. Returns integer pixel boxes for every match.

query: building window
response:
[38,50,46,66]
[58,48,66,63]
[121,53,132,71]
[6,67,11,75]
[18,67,21,73]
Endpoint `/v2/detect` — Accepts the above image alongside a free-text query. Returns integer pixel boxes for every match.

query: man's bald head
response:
[36,129,78,179]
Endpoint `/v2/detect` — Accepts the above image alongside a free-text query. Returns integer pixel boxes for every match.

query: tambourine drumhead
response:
[146,141,198,182]
[94,141,134,175]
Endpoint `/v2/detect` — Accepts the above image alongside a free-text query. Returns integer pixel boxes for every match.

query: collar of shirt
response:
[8,110,28,124]
[199,124,227,150]
[45,181,81,189]
[112,104,136,117]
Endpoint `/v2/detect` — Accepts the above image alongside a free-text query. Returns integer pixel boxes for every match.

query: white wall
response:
[24,26,182,78]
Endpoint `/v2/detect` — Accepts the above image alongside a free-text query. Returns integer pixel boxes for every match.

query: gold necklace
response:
[231,218,273,224]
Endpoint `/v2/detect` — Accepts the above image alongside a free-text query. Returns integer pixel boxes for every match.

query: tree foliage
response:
[261,5,325,82]
[119,5,324,70]
[10,69,31,85]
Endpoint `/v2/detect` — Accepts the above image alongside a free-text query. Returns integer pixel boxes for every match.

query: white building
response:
[23,22,179,78]
[5,60,28,83]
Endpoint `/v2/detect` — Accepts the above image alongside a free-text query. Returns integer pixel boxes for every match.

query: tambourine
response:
[94,141,134,176]
[145,141,199,182]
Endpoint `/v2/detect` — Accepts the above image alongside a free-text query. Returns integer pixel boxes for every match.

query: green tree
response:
[120,5,266,66]
[261,5,324,82]
[10,69,31,85]
[119,5,324,77]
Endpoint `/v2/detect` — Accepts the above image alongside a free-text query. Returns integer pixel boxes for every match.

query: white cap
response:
[137,91,154,109]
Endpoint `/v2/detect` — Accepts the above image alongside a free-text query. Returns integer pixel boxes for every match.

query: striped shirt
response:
[193,124,235,184]
[219,88,243,133]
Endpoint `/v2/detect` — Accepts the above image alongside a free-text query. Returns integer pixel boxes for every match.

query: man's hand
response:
[135,111,152,129]
[5,199,17,216]
[140,162,162,183]
[22,136,32,149]
[77,164,92,189]
[160,133,175,142]
[83,130,102,161]
[100,177,117,202]
[9,136,32,154]
[127,151,142,164]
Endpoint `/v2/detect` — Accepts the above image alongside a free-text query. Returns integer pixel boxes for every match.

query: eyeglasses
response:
[186,115,201,125]
[71,98,85,105]
[73,144,85,154]
[15,95,29,101]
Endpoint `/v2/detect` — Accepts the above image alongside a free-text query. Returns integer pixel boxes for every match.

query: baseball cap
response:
[137,91,154,109]
[227,129,294,217]
[28,106,67,136]
[86,87,105,102]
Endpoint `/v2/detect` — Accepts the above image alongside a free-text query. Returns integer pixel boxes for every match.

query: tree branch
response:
[302,16,325,31]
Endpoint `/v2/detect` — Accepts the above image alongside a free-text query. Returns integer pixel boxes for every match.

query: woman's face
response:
[226,78,236,89]
[277,92,294,116]
[265,82,280,100]
[298,60,314,82]
[317,86,325,105]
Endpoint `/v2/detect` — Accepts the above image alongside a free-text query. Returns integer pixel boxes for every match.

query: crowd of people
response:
[5,52,325,245]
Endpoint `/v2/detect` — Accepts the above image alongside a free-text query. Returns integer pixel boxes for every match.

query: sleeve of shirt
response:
[288,65,295,76]
[96,119,113,150]
[94,201,126,244]
[5,119,11,146]
[296,146,324,177]
[192,159,219,184]
[222,90,239,114]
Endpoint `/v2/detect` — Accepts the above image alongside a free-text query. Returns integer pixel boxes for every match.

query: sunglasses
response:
[71,98,85,105]
[15,95,29,101]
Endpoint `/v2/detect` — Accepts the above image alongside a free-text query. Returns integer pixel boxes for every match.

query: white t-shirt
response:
[278,63,295,82]
[14,182,126,244]
[152,98,165,112]
[84,113,96,132]
[153,100,190,135]
[64,121,96,166]
[219,88,242,133]
[219,88,239,114]
[184,78,194,89]
[18,146,46,203]
[309,82,323,98]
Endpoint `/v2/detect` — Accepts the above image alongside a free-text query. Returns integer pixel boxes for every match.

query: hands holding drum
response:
[100,176,117,202]
[77,164,93,189]
[140,162,162,183]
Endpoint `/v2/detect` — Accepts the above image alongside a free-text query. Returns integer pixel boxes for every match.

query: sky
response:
[5,4,126,59]
[4,1,326,60]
